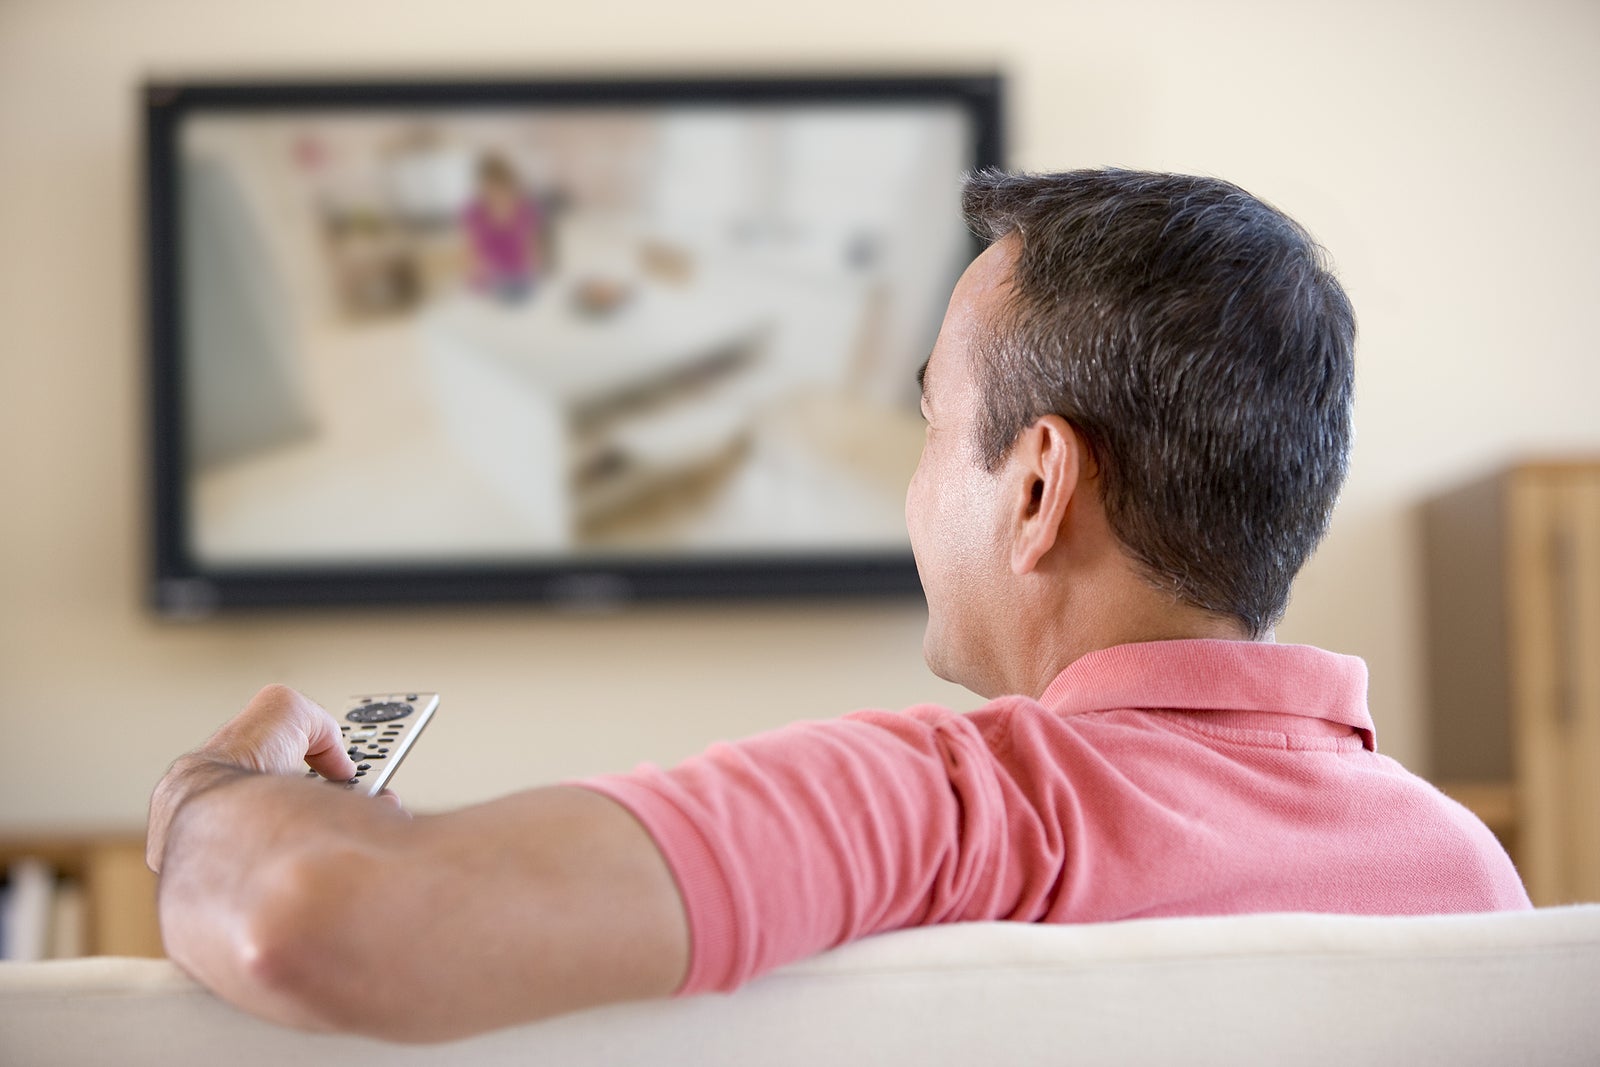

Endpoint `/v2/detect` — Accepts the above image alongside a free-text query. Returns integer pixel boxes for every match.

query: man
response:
[147,168,1530,1042]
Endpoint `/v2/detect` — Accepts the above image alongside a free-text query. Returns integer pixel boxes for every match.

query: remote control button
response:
[358,763,372,770]
[346,701,413,724]
[406,693,418,700]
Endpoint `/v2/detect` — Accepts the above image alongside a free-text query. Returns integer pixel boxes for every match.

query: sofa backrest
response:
[3,907,1597,1066]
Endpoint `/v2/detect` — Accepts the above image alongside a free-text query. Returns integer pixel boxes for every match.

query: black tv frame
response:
[144,72,1004,617]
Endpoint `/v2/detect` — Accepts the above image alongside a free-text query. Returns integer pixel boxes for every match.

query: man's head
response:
[908,168,1355,689]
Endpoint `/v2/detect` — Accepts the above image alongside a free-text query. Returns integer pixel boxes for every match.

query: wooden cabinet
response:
[1424,460,1600,906]
[0,834,162,957]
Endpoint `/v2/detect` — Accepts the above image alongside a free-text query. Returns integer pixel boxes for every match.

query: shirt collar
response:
[1036,639,1376,751]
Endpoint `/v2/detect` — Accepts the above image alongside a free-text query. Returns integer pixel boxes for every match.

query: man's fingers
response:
[209,685,357,780]
[377,789,411,817]
[303,707,358,781]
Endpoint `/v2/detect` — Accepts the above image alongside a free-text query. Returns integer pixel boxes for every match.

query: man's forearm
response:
[153,766,413,1032]
[152,768,689,1041]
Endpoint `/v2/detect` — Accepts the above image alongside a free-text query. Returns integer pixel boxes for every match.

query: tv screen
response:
[145,74,1004,614]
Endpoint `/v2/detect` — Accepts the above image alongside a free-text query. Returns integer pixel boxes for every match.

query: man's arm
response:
[148,686,689,1043]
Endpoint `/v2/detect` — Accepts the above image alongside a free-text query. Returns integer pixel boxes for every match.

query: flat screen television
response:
[145,73,1004,615]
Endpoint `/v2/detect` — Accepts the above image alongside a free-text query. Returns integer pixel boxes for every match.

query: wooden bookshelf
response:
[1424,460,1600,906]
[0,834,163,957]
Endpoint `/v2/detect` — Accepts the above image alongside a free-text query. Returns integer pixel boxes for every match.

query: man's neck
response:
[978,570,1258,701]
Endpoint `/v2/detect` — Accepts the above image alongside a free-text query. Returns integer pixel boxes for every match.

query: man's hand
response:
[203,684,356,779]
[147,685,357,873]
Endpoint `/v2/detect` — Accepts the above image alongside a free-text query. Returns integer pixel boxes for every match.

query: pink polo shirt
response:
[580,640,1530,995]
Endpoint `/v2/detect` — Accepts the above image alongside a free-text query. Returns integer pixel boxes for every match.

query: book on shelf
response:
[2,857,55,961]
[48,879,87,958]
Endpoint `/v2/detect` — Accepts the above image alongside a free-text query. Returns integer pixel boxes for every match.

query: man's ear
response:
[1008,415,1083,576]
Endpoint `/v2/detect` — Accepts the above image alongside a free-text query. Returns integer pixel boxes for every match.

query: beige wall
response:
[2,0,1598,832]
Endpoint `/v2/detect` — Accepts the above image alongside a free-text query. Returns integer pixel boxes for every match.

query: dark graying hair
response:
[961,168,1355,637]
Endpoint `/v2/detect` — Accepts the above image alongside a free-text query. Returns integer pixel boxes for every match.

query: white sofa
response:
[3,907,1598,1066]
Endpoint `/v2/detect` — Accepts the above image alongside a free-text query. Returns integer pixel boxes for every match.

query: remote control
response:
[304,692,439,797]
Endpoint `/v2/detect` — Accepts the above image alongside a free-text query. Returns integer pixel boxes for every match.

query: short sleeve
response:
[577,707,1019,994]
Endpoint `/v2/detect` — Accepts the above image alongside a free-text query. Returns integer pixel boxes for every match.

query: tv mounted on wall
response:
[145,73,1004,615]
